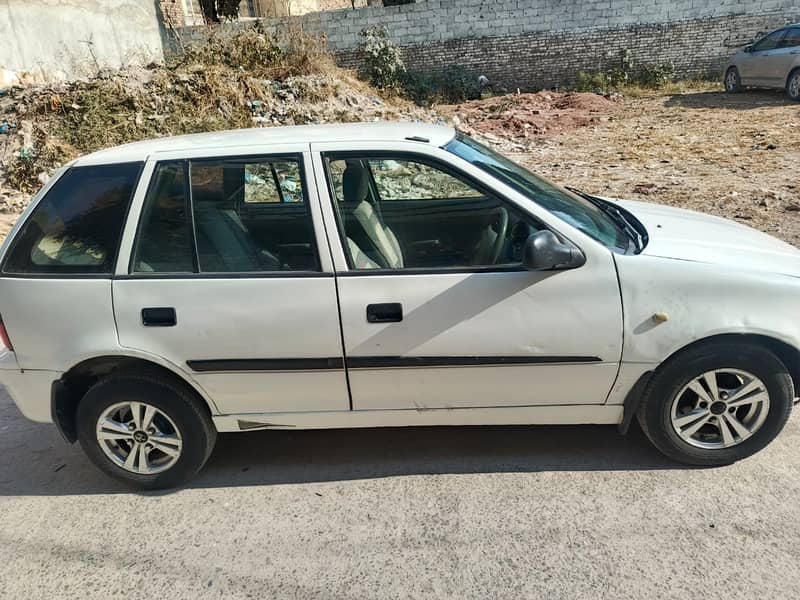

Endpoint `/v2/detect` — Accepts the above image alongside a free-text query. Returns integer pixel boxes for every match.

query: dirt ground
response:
[509,88,800,247]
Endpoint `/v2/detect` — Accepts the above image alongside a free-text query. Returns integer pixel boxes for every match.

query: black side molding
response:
[187,355,602,372]
[346,355,603,369]
[187,358,345,372]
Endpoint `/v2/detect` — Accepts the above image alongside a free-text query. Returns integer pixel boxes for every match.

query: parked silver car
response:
[724,24,800,100]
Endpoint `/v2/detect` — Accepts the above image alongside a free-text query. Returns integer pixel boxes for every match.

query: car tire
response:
[724,67,742,93]
[637,341,793,466]
[76,373,217,489]
[787,69,800,102]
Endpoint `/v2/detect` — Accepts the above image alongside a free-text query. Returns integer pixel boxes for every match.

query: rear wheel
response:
[787,69,800,101]
[638,341,793,466]
[76,374,216,489]
[724,67,742,93]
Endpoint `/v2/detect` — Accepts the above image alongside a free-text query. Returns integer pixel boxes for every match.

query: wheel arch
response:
[661,333,800,395]
[621,332,800,434]
[52,354,217,443]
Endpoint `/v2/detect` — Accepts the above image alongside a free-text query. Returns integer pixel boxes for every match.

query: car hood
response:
[612,199,800,277]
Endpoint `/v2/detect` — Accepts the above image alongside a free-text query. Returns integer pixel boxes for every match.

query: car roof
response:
[73,122,457,166]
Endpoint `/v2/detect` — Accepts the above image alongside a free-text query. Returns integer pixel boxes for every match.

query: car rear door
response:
[311,141,623,411]
[113,144,349,416]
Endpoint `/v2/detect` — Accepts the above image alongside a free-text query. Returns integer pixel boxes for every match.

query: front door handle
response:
[366,303,403,323]
[142,307,177,327]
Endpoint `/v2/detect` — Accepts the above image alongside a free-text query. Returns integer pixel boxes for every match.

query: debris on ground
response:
[443,91,623,152]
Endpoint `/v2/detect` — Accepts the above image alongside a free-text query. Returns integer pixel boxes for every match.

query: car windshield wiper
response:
[565,187,644,252]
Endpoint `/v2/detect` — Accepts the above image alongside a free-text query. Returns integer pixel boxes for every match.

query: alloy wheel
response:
[789,73,800,99]
[725,70,738,92]
[670,369,770,449]
[95,401,183,474]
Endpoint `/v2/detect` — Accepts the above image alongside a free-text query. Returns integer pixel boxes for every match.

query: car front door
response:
[311,142,623,411]
[739,29,788,86]
[113,145,349,416]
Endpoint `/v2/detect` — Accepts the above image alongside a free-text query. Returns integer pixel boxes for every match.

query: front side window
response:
[3,163,141,274]
[445,134,631,252]
[325,155,542,270]
[752,29,786,51]
[132,156,318,274]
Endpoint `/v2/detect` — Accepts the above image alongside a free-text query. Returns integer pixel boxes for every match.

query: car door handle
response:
[141,307,177,327]
[366,303,403,323]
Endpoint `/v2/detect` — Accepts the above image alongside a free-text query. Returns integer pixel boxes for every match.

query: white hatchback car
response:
[0,123,797,488]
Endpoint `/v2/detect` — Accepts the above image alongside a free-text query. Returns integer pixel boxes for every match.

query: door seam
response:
[308,146,354,411]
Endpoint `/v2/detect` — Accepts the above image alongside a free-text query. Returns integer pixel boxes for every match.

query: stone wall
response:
[177,0,800,89]
[1,0,165,82]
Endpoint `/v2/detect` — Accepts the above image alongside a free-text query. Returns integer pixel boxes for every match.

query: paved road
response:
[1,389,799,599]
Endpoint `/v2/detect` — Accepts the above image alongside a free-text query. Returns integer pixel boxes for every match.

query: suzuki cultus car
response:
[0,123,797,488]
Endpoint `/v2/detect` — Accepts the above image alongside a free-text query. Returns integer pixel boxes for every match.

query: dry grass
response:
[0,25,428,192]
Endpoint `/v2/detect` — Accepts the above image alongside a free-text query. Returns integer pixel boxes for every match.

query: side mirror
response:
[522,231,585,271]
[744,45,753,53]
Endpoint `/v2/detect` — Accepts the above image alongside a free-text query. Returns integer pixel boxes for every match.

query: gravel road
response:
[1,389,799,599]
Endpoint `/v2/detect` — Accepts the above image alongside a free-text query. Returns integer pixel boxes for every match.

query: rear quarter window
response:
[3,163,142,275]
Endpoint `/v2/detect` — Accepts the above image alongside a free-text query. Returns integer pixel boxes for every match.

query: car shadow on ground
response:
[663,89,792,110]
[0,394,700,497]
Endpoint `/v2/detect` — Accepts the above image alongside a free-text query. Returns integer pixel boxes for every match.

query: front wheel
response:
[724,67,742,93]
[637,341,793,466]
[76,374,217,489]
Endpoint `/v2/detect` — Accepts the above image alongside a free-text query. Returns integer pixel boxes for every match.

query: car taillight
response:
[0,316,14,351]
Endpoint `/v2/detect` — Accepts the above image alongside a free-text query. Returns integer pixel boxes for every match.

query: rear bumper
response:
[0,350,61,423]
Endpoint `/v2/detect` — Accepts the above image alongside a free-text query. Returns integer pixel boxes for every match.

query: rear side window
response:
[132,156,318,274]
[752,29,786,51]
[3,163,141,275]
[784,28,800,48]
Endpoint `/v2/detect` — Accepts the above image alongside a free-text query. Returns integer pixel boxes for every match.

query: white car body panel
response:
[331,271,621,409]
[0,122,797,435]
[0,278,118,370]
[619,199,800,276]
[607,199,800,365]
[113,278,349,414]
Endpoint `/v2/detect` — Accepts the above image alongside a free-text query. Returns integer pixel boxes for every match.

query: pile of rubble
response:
[446,91,624,152]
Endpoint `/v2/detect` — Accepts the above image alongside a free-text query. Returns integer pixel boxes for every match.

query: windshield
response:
[444,133,631,251]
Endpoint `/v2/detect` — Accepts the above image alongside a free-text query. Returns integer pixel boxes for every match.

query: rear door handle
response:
[366,303,403,323]
[142,307,177,327]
